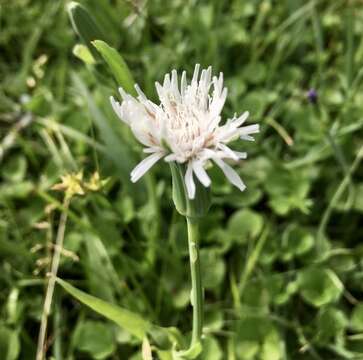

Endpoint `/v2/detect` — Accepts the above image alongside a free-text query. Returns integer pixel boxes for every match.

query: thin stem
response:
[186,217,203,346]
[317,146,363,252]
[36,195,71,360]
[145,174,160,266]
[239,226,269,298]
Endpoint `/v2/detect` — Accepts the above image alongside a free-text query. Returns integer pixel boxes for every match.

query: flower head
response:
[51,171,85,197]
[307,88,318,104]
[110,65,259,199]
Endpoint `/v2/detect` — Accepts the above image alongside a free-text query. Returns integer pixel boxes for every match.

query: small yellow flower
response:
[84,171,109,191]
[51,171,85,197]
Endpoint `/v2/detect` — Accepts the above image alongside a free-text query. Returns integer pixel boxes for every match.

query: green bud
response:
[170,163,211,219]
[67,2,106,60]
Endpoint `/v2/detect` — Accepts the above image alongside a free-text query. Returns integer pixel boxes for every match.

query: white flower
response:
[110,65,259,199]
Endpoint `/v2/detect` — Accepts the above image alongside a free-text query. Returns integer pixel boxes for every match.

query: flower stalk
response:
[36,194,71,360]
[186,217,203,346]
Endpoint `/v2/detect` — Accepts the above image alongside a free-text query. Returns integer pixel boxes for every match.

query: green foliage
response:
[56,278,151,340]
[73,320,116,359]
[298,267,343,307]
[92,40,137,96]
[0,326,20,360]
[1,0,363,359]
[67,1,107,59]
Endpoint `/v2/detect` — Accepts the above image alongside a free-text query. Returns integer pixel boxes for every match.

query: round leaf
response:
[298,268,343,307]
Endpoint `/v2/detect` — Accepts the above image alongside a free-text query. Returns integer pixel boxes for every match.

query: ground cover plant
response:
[1,0,363,359]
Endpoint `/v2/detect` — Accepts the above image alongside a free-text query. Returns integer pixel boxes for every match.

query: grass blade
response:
[56,278,151,340]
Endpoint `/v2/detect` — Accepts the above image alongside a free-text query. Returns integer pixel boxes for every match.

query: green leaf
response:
[92,40,136,95]
[0,326,20,360]
[67,2,106,59]
[266,275,298,305]
[235,341,259,360]
[74,320,116,359]
[200,337,222,360]
[0,181,33,199]
[351,304,363,331]
[200,249,225,289]
[235,317,278,360]
[281,225,314,261]
[297,268,343,307]
[71,72,141,195]
[83,233,118,302]
[227,208,263,243]
[316,307,348,343]
[2,155,27,182]
[353,183,363,212]
[56,278,151,339]
[261,328,284,360]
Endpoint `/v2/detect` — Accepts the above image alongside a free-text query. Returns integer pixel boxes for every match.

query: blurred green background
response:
[1,0,363,359]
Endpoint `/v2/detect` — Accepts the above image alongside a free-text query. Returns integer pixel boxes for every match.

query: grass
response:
[1,0,363,359]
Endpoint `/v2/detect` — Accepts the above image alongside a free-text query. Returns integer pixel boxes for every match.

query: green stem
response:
[186,217,203,346]
[317,145,363,253]
[36,195,71,360]
[145,174,159,266]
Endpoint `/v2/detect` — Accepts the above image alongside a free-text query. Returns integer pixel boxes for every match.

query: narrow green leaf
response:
[71,73,136,181]
[56,278,151,339]
[92,40,136,95]
[72,44,96,65]
[67,2,106,59]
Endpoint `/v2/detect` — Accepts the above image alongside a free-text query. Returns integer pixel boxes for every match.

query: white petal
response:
[171,69,180,100]
[143,147,163,153]
[110,96,127,123]
[233,111,249,127]
[118,87,130,100]
[134,85,158,116]
[218,143,239,161]
[239,124,260,136]
[134,84,147,100]
[239,124,259,141]
[213,158,246,192]
[155,81,172,110]
[192,161,211,187]
[180,71,187,96]
[217,127,241,143]
[217,72,223,91]
[163,73,171,89]
[164,154,178,162]
[130,152,164,183]
[240,135,255,141]
[155,81,164,99]
[199,148,218,162]
[210,87,227,118]
[192,64,200,85]
[207,115,221,132]
[185,162,196,199]
[234,151,248,159]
